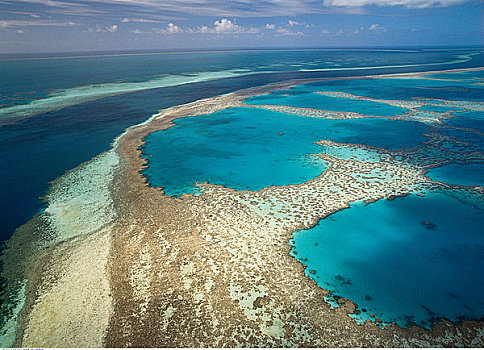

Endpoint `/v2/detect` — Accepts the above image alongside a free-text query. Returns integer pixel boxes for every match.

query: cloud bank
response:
[322,0,469,8]
[1,0,475,19]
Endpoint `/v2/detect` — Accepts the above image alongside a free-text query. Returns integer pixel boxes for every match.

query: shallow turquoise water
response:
[2,49,483,332]
[428,70,484,81]
[448,111,484,132]
[416,105,465,113]
[245,90,407,117]
[441,127,484,152]
[142,107,428,196]
[292,74,484,102]
[1,49,483,239]
[426,163,484,186]
[291,191,484,329]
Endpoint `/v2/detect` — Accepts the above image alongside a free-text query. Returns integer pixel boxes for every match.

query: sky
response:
[0,0,483,53]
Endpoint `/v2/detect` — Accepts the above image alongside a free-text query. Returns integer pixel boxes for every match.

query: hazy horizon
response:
[1,0,483,54]
[1,45,483,59]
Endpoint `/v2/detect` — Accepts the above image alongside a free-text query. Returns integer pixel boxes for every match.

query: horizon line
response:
[1,44,484,60]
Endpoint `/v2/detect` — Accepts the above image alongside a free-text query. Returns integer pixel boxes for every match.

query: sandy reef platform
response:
[1,68,484,347]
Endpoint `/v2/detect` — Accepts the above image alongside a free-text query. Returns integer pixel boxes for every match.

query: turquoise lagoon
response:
[142,107,428,196]
[282,70,484,103]
[448,111,484,132]
[1,49,483,239]
[440,126,484,152]
[291,191,484,329]
[245,89,407,116]
[426,164,484,186]
[2,49,484,332]
[141,64,483,329]
[416,105,466,113]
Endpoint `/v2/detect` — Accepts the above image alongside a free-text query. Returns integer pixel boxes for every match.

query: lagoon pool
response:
[142,107,428,196]
[291,191,484,329]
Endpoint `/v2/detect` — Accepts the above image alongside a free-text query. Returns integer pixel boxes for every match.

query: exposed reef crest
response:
[1,67,483,347]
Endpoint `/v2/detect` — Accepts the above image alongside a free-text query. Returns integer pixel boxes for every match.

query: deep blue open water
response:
[3,48,482,240]
[1,48,484,328]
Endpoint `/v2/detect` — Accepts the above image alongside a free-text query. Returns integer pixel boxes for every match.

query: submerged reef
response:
[1,68,484,347]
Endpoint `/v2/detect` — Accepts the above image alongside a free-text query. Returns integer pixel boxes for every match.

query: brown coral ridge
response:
[3,66,483,348]
[104,78,484,346]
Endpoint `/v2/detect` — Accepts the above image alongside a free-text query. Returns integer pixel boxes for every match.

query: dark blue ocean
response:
[1,48,483,238]
[1,48,484,328]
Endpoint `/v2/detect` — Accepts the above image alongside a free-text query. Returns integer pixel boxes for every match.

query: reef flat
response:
[1,67,483,347]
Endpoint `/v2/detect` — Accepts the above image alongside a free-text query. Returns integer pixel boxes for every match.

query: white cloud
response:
[276,28,303,35]
[82,0,322,17]
[106,24,118,32]
[321,29,330,34]
[5,0,472,22]
[0,19,78,27]
[266,24,275,29]
[187,18,259,34]
[196,25,211,33]
[336,28,344,35]
[4,11,42,18]
[152,23,184,34]
[214,18,239,32]
[167,22,183,33]
[322,0,467,8]
[87,23,122,33]
[288,20,315,27]
[185,18,243,33]
[0,20,27,33]
[7,0,106,17]
[369,23,387,32]
[122,17,162,23]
